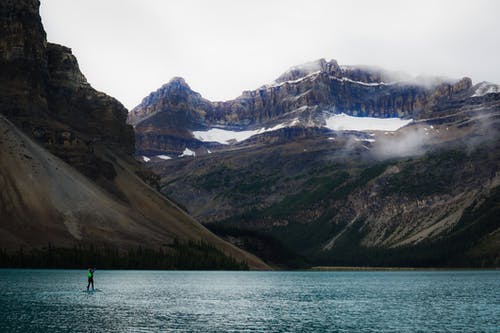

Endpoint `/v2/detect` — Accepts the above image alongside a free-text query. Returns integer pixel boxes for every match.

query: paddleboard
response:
[83,288,102,293]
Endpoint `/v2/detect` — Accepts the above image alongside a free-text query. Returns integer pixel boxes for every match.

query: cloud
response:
[371,128,431,159]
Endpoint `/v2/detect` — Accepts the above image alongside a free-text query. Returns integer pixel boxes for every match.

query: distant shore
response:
[308,266,499,271]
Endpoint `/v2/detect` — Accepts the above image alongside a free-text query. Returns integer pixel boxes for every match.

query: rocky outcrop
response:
[0,0,134,179]
[0,0,48,120]
[45,43,134,153]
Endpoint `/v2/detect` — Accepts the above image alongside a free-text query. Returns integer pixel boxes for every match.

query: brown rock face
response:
[0,0,134,179]
[0,0,48,119]
[45,43,134,154]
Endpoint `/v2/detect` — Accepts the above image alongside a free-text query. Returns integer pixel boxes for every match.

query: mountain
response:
[132,60,500,267]
[128,58,474,157]
[0,0,268,270]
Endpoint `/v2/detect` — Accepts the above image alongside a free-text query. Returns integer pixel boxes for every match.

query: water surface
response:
[0,269,498,332]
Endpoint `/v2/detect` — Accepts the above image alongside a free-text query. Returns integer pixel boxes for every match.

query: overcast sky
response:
[40,0,500,110]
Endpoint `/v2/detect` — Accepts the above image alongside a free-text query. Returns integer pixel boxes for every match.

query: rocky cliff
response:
[1,0,134,179]
[0,0,48,120]
[0,0,268,269]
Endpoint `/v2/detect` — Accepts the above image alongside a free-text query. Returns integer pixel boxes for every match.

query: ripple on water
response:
[0,270,498,332]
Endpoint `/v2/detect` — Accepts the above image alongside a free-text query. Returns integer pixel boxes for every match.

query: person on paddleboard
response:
[87,268,95,291]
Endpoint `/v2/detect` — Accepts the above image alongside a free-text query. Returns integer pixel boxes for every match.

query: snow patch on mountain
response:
[354,138,376,143]
[194,114,411,146]
[268,72,393,90]
[179,148,196,157]
[193,123,286,145]
[331,76,393,87]
[157,155,171,160]
[265,71,321,88]
[325,113,412,132]
[142,156,151,162]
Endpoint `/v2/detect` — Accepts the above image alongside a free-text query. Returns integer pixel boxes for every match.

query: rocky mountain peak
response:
[127,76,211,128]
[143,76,200,104]
[273,58,407,86]
[164,76,191,89]
[275,58,341,83]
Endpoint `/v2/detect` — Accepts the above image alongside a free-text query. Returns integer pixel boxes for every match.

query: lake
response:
[0,270,498,332]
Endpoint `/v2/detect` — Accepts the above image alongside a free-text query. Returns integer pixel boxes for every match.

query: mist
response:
[371,128,431,160]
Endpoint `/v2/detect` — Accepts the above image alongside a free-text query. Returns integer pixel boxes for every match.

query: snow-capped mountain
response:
[128,58,477,158]
[127,59,500,268]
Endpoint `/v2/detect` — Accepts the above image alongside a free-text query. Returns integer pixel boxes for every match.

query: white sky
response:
[40,0,500,110]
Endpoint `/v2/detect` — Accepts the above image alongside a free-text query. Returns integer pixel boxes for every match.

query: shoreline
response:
[0,266,498,271]
[307,266,499,271]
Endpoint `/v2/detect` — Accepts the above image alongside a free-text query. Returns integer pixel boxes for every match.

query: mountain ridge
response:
[128,58,479,157]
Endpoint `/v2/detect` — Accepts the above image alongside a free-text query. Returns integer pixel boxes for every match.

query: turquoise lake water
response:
[0,269,498,332]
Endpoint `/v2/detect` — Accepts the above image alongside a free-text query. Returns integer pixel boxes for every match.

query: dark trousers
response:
[87,277,94,290]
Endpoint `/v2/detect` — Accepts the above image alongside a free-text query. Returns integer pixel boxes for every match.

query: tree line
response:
[0,240,248,270]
